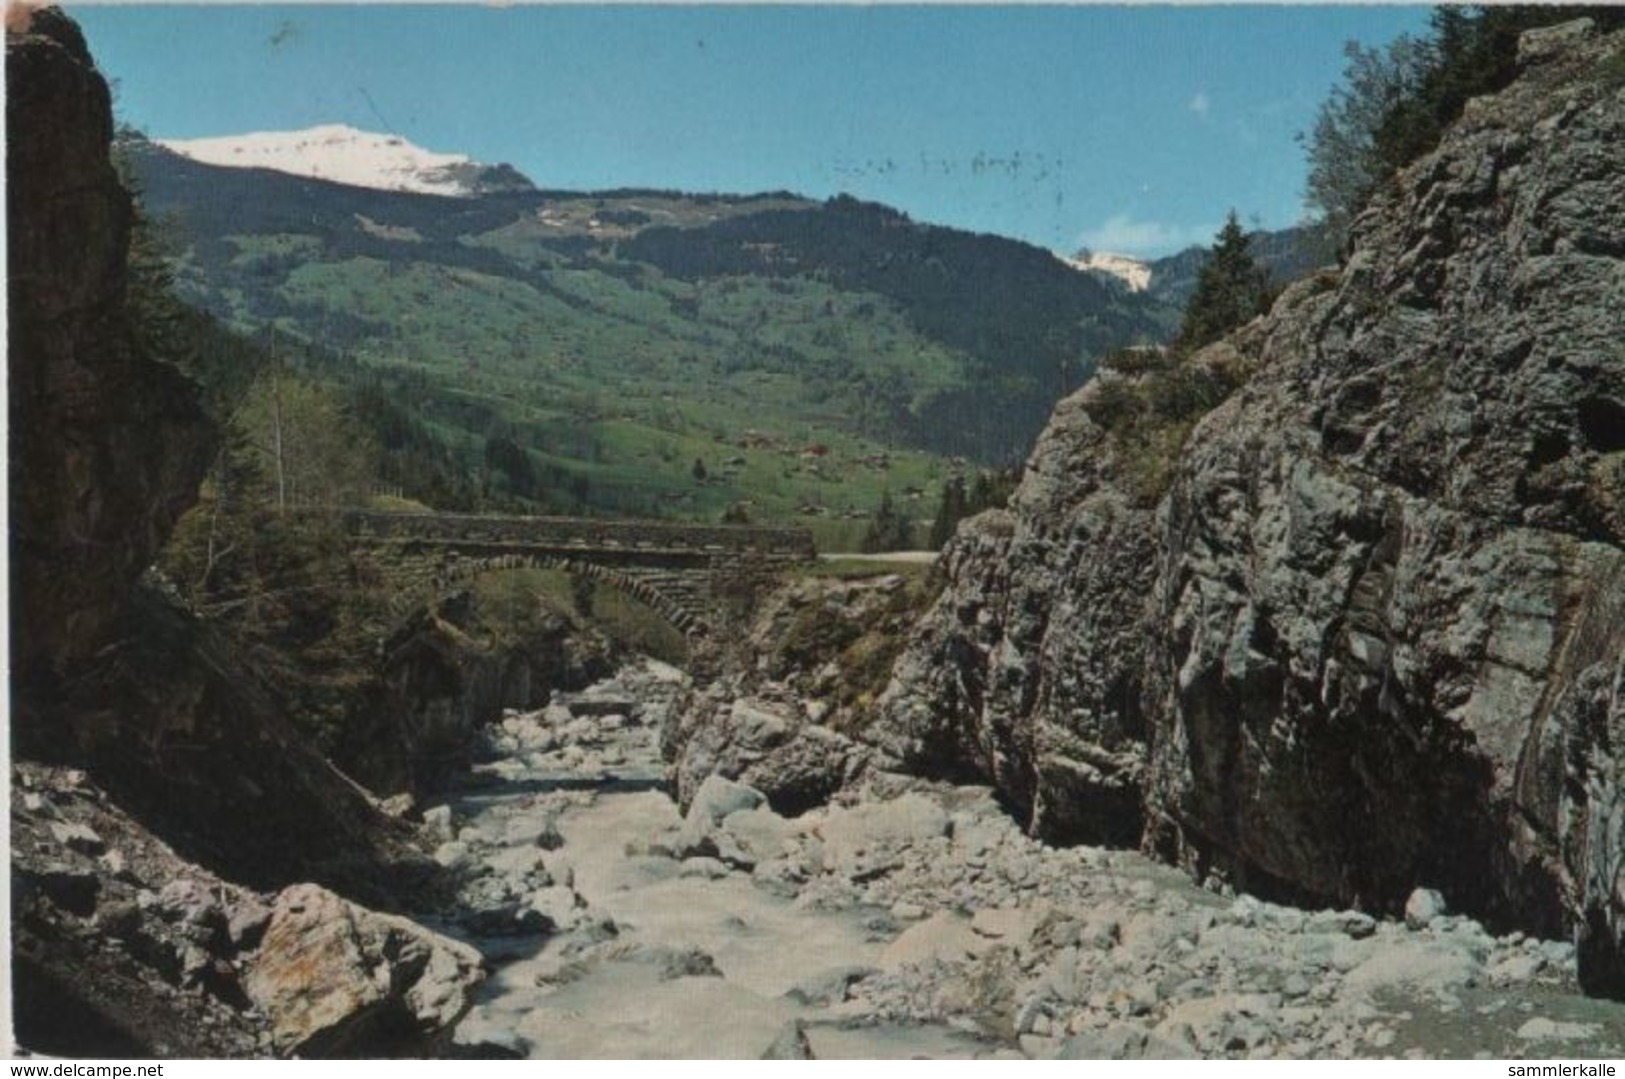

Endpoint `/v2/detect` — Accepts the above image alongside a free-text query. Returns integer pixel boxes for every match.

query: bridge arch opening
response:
[457,560,694,667]
[343,510,817,665]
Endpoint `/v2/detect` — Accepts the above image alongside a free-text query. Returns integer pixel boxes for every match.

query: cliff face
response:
[873,399,1158,847]
[662,573,936,815]
[6,1,428,898]
[1146,23,1625,993]
[8,10,484,1052]
[877,20,1625,994]
[7,8,214,697]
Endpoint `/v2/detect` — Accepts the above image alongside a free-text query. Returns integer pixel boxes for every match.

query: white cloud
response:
[1189,91,1210,118]
[1076,214,1217,258]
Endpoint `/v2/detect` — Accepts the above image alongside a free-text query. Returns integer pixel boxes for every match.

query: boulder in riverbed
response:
[244,883,485,1057]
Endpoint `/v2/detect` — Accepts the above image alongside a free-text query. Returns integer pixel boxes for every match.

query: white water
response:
[431,662,1625,1060]
[441,664,1003,1059]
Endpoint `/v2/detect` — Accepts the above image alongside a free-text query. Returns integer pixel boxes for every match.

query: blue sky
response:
[73,4,1431,258]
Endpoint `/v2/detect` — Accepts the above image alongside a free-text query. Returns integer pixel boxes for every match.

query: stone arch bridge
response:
[342,510,817,637]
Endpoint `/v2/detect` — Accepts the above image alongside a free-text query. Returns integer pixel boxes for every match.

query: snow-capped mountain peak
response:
[154,124,534,197]
[1060,248,1153,293]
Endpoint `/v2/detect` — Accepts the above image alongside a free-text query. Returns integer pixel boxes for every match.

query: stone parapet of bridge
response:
[344,511,815,558]
[341,511,816,637]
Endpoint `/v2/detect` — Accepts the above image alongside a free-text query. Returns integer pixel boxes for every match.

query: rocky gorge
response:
[431,660,1625,1059]
[876,16,1625,999]
[9,5,1625,1060]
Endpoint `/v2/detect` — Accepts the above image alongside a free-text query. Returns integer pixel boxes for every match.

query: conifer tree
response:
[1171,211,1270,356]
[861,491,915,553]
[928,476,969,550]
[1304,7,1625,253]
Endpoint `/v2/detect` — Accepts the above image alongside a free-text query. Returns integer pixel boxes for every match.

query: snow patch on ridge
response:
[1059,249,1153,293]
[156,124,526,197]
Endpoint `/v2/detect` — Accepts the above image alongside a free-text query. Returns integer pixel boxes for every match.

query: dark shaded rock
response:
[8,5,435,902]
[761,1019,817,1060]
[6,10,477,1055]
[24,864,103,918]
[46,584,441,904]
[657,947,722,981]
[533,817,566,851]
[560,693,637,717]
[339,589,614,798]
[446,1039,526,1060]
[7,5,214,706]
[1559,655,1625,998]
[462,902,551,938]
[11,761,272,1056]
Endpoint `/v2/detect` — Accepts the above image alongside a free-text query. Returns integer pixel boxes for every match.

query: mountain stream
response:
[435,661,1625,1060]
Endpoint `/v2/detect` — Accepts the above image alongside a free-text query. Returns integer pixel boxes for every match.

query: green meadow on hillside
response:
[130,141,1182,544]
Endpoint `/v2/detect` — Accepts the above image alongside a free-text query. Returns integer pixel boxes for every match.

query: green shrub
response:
[1098,346,1175,378]
[1082,377,1146,434]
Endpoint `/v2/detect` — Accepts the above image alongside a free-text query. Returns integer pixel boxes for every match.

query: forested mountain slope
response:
[126,140,1181,528]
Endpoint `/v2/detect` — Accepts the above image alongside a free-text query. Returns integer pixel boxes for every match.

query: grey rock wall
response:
[875,21,1625,993]
[875,389,1158,846]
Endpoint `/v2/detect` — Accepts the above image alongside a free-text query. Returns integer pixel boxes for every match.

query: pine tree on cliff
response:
[861,491,914,553]
[1171,211,1271,356]
[928,475,968,550]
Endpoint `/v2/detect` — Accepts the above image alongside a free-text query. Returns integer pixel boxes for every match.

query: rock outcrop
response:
[662,574,936,814]
[7,5,214,699]
[7,3,436,898]
[339,589,614,798]
[12,762,484,1058]
[877,20,1625,994]
[7,8,484,1053]
[873,393,1159,846]
[46,585,439,900]
[11,761,273,1056]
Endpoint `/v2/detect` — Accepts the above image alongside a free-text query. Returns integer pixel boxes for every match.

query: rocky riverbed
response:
[426,660,1625,1059]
